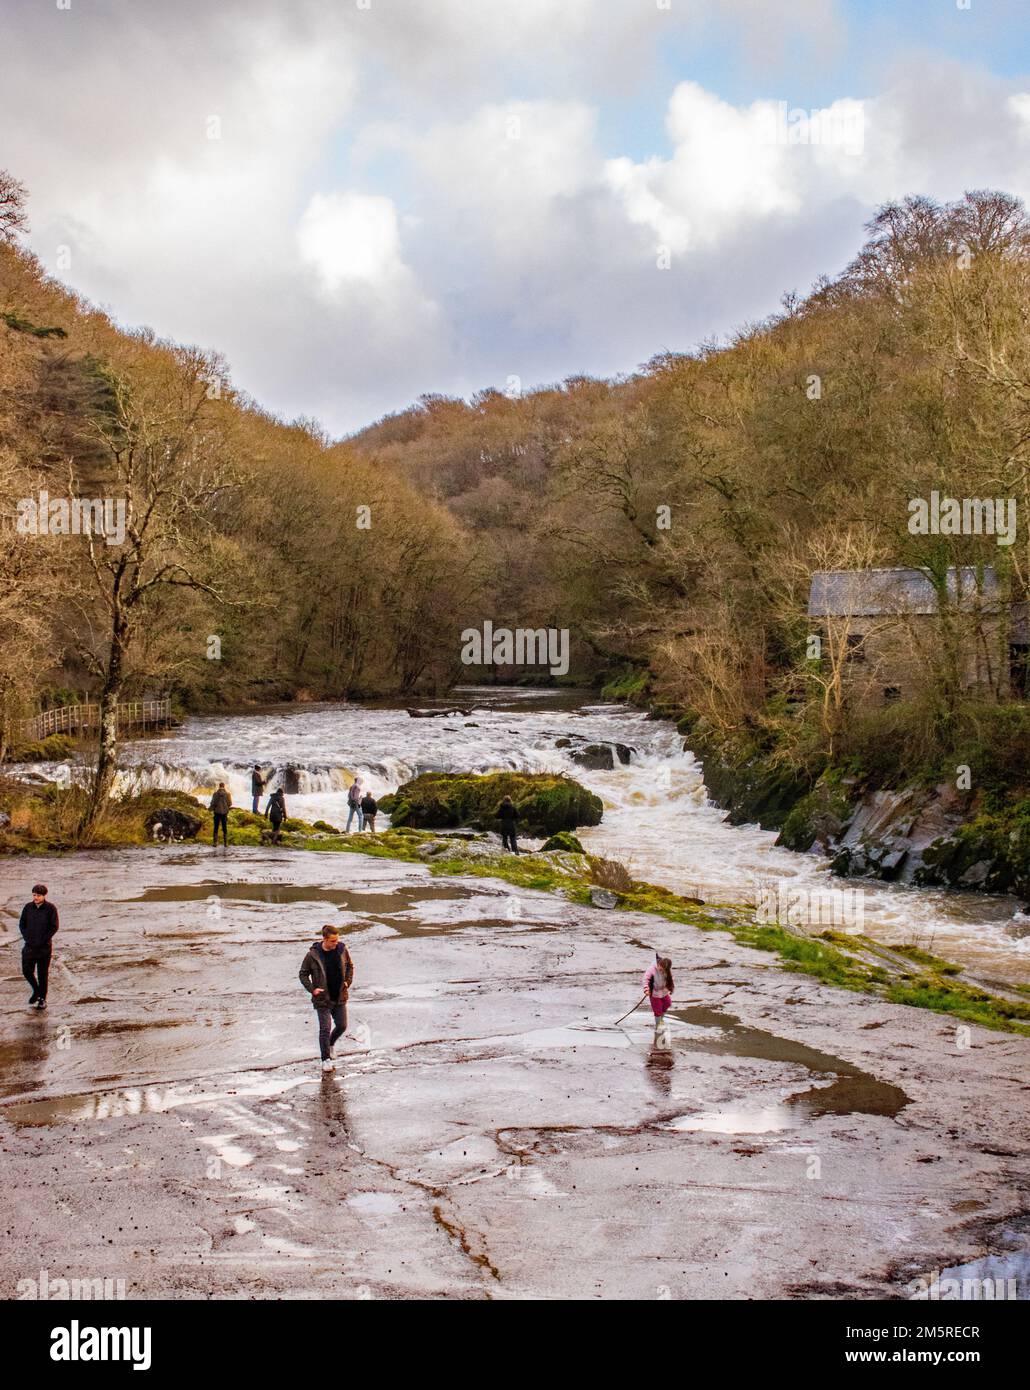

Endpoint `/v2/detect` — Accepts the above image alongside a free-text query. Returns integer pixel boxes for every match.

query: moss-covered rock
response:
[777,770,856,852]
[541,831,585,853]
[8,733,76,763]
[379,771,603,836]
[915,799,1030,898]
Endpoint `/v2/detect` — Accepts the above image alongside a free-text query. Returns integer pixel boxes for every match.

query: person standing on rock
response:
[209,782,232,848]
[360,790,378,832]
[644,953,674,1044]
[346,777,364,832]
[20,884,59,1010]
[266,787,287,844]
[299,924,355,1073]
[251,765,266,814]
[497,795,520,854]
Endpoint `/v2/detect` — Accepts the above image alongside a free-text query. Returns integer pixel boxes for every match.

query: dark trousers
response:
[317,1002,347,1060]
[22,949,51,1002]
[501,827,519,853]
[270,816,284,842]
[212,812,229,845]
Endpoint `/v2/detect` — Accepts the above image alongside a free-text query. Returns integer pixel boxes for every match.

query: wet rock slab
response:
[1,846,1028,1299]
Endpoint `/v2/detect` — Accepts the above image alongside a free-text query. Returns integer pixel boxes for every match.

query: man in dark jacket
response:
[497,795,520,854]
[299,925,355,1072]
[209,783,232,847]
[20,883,59,1010]
[250,766,266,814]
[360,791,378,832]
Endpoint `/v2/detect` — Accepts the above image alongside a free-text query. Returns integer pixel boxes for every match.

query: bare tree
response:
[0,170,28,243]
[75,350,236,831]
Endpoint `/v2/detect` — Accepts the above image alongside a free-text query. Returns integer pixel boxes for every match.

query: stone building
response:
[807,566,1028,708]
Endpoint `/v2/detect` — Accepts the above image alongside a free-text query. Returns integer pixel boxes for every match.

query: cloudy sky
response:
[3,0,1029,434]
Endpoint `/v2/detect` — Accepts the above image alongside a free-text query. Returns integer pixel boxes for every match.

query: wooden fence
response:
[17,697,172,745]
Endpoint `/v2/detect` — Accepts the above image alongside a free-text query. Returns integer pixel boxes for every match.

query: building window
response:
[845,633,866,662]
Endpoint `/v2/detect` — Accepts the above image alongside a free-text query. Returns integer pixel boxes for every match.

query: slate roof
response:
[808,566,1004,617]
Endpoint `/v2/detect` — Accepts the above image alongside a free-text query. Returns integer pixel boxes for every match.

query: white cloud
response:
[1,2,1028,433]
[299,192,408,290]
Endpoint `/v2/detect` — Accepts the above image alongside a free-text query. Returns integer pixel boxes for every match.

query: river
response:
[110,685,1028,986]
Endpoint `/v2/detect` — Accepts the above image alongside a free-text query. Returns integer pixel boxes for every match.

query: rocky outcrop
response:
[554,736,635,770]
[689,730,1029,900]
[378,771,604,837]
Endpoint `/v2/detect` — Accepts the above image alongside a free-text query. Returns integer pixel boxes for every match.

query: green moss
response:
[600,666,651,703]
[379,771,602,836]
[891,944,963,975]
[540,831,585,853]
[885,977,1030,1033]
[8,733,76,762]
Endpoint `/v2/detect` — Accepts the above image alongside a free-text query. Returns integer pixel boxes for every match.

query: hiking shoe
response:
[28,994,39,1006]
[35,999,46,1011]
[321,1059,335,1073]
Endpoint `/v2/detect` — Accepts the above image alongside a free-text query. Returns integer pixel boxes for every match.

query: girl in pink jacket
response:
[643,953,674,1038]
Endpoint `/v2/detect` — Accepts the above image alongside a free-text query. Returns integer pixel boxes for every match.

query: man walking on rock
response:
[20,883,59,1011]
[299,925,355,1072]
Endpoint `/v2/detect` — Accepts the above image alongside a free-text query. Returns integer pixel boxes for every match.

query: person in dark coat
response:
[209,783,232,847]
[497,795,520,854]
[250,766,266,814]
[299,925,355,1072]
[266,787,287,844]
[20,883,59,1010]
[360,791,378,832]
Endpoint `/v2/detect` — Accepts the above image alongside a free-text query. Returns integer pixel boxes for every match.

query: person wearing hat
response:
[20,884,59,1010]
[250,765,266,814]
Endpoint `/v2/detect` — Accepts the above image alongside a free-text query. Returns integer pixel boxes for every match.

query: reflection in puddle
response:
[671,1105,796,1134]
[906,1221,1030,1300]
[121,880,546,939]
[2,1071,317,1127]
[666,1005,910,1132]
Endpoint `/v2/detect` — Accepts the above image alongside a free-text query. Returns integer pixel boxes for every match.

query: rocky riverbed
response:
[2,843,1027,1300]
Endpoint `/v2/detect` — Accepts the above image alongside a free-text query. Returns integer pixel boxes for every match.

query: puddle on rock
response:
[666,1005,909,1132]
[906,1220,1030,1300]
[1,1070,317,1127]
[122,881,532,938]
[125,882,476,912]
